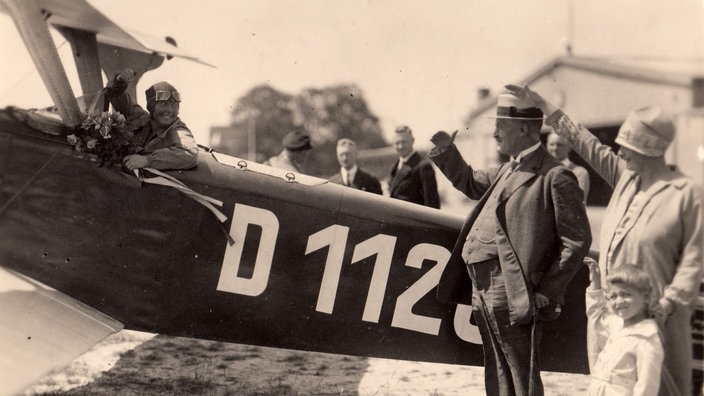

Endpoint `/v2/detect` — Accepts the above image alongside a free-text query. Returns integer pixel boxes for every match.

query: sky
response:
[0,0,702,150]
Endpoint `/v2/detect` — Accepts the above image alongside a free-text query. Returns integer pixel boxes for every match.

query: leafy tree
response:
[216,85,297,162]
[295,84,385,176]
[211,83,385,176]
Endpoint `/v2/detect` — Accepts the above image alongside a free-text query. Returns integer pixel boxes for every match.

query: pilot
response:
[263,131,312,173]
[105,69,198,171]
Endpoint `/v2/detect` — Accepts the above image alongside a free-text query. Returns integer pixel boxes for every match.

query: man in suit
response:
[546,131,590,203]
[429,94,591,396]
[329,138,382,194]
[388,125,440,208]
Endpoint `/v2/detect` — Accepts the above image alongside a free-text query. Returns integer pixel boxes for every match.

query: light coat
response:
[586,290,664,396]
[547,110,704,396]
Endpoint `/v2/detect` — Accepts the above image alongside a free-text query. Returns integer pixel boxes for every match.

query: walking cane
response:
[528,302,561,396]
[528,310,539,396]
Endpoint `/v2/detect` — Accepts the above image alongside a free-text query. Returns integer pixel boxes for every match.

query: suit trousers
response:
[467,258,544,396]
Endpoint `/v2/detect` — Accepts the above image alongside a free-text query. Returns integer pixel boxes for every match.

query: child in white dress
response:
[585,258,664,396]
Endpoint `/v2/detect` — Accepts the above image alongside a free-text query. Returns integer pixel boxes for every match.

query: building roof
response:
[467,55,704,122]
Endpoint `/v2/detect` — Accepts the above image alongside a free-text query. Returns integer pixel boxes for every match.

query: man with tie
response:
[388,125,440,208]
[329,138,382,194]
[429,94,591,396]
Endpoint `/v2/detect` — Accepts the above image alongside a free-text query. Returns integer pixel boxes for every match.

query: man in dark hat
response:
[263,130,312,173]
[429,93,591,395]
[105,68,198,171]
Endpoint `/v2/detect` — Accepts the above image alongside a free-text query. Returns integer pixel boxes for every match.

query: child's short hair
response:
[606,265,652,295]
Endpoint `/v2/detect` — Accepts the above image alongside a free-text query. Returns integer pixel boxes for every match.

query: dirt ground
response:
[24,330,590,395]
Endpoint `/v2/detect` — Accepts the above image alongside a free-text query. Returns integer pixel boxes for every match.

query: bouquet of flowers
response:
[67,111,135,166]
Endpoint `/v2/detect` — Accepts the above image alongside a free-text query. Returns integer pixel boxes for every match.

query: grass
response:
[28,331,590,395]
[32,334,368,396]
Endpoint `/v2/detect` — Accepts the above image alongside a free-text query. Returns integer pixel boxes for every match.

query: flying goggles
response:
[154,90,181,102]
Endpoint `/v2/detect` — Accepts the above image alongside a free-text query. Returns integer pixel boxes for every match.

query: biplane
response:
[0,1,596,394]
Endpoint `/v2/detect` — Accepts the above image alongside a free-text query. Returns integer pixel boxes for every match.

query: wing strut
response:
[4,0,82,127]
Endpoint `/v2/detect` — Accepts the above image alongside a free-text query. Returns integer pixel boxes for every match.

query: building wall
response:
[360,62,703,208]
[543,67,694,125]
[453,62,700,205]
[671,109,704,187]
[458,64,696,168]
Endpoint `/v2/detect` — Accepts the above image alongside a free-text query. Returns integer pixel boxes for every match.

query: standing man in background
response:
[429,94,591,396]
[329,138,382,194]
[546,131,590,202]
[388,125,440,208]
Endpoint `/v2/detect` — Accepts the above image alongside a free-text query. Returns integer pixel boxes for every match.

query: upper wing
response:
[0,0,214,67]
[0,266,123,396]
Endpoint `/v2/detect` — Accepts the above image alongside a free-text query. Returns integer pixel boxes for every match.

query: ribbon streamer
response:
[135,168,234,245]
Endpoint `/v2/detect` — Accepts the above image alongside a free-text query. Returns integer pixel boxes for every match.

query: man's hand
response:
[430,130,458,151]
[106,68,136,94]
[504,84,557,116]
[534,292,550,309]
[123,154,149,171]
[652,297,673,326]
[114,68,136,84]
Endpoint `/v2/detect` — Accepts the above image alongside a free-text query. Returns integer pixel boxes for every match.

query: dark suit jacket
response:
[329,168,382,194]
[430,145,591,325]
[388,152,440,208]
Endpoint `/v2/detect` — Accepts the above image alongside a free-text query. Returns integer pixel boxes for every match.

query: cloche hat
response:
[615,106,675,157]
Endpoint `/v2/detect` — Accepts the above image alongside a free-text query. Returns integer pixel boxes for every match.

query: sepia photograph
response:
[0,0,702,395]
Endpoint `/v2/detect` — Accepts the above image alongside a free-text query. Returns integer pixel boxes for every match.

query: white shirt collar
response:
[342,165,358,183]
[511,142,541,163]
[400,151,415,164]
[398,151,415,170]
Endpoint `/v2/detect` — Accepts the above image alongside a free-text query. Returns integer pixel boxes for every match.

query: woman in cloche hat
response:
[506,84,702,396]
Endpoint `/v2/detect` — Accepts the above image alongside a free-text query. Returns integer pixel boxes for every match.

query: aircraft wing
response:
[0,266,123,396]
[0,0,214,67]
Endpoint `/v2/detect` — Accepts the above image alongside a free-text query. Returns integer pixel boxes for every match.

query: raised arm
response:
[428,130,495,200]
[104,69,143,117]
[584,257,609,371]
[505,84,627,188]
